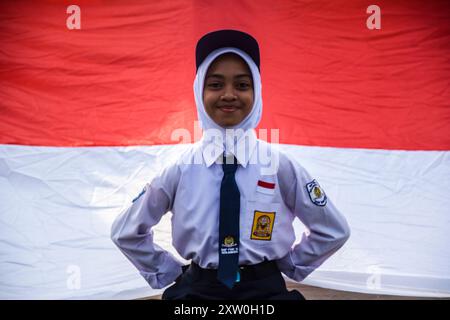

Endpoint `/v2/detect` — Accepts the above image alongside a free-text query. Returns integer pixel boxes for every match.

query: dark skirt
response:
[162,260,305,300]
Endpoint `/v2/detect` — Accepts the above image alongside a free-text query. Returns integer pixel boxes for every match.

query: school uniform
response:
[111,30,350,300]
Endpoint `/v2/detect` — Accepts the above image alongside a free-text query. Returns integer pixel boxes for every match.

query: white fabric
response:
[110,131,350,289]
[0,144,449,298]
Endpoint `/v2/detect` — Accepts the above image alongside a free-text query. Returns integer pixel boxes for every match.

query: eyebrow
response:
[206,73,252,80]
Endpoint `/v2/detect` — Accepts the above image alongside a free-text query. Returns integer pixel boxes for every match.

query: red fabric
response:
[257,180,276,189]
[1,0,449,150]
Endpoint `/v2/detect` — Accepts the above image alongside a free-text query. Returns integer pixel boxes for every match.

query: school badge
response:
[251,211,276,241]
[306,179,327,206]
[221,236,238,255]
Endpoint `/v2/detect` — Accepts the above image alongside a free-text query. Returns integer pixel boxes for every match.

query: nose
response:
[220,90,237,101]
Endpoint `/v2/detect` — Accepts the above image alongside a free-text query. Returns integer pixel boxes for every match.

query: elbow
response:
[337,220,351,246]
[110,219,122,246]
[110,232,119,246]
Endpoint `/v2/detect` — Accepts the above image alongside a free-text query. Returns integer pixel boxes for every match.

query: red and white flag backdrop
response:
[1,0,449,299]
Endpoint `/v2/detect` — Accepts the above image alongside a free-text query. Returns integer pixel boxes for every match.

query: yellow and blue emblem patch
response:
[306,179,327,206]
[221,235,239,254]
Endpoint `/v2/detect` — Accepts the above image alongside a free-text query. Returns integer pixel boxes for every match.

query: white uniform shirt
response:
[111,130,351,289]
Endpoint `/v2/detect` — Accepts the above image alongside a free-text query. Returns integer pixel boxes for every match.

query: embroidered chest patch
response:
[250,210,276,241]
[306,179,327,206]
[256,180,276,195]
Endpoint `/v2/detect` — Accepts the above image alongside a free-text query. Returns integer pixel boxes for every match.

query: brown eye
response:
[237,82,251,90]
[207,82,222,89]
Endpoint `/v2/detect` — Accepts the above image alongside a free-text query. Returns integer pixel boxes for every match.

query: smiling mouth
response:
[217,105,239,113]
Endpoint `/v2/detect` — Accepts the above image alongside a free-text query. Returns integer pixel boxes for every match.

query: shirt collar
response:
[200,129,258,168]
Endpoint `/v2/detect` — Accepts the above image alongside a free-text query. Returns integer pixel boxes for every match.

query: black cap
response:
[195,29,260,71]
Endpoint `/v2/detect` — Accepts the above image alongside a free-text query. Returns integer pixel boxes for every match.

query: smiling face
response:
[203,53,254,128]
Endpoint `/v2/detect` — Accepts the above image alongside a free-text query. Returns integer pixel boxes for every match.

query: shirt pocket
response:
[243,200,281,246]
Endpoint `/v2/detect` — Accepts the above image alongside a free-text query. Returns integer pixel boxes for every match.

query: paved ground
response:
[146,281,446,300]
[285,283,436,300]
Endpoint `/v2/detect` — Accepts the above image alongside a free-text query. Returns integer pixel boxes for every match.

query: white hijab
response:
[193,47,262,154]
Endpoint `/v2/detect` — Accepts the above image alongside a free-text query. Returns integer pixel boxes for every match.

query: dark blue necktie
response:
[217,153,240,289]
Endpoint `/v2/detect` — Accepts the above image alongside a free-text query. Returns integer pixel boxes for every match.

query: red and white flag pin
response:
[257,180,276,195]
